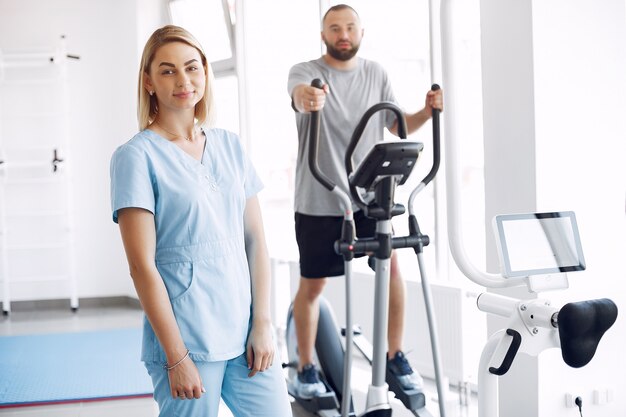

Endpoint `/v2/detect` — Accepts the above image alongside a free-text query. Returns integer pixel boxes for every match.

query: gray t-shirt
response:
[288,57,397,216]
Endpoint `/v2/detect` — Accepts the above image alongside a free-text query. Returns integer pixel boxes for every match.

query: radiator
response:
[402,280,483,387]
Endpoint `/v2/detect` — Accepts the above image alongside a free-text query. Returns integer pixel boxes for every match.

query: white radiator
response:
[402,280,483,387]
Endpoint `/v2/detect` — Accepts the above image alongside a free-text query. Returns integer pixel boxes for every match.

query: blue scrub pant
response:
[145,353,292,417]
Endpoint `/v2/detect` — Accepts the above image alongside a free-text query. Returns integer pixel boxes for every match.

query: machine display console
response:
[493,211,586,278]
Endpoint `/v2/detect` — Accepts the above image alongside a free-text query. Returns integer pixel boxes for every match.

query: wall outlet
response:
[565,393,582,408]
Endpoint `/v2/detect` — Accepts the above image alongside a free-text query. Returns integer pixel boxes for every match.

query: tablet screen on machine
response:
[493,211,586,278]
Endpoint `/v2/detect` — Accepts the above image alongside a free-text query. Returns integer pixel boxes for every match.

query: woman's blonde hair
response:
[137,25,215,130]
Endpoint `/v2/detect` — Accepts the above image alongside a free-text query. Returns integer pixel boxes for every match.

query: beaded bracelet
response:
[164,349,190,371]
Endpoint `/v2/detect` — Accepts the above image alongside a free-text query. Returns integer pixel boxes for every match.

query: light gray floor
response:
[0,298,477,417]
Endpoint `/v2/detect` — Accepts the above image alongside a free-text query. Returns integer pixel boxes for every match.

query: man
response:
[288,4,443,399]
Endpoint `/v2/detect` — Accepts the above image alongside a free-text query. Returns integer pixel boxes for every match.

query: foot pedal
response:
[287,380,339,413]
[385,368,426,411]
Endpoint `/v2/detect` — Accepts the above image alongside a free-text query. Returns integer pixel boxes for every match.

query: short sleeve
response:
[287,62,314,98]
[110,144,155,223]
[380,66,399,130]
[242,148,264,199]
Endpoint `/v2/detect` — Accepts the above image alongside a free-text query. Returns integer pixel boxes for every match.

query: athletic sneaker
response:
[387,351,424,391]
[293,363,326,399]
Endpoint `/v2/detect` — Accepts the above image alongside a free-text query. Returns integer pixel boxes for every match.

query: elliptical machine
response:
[285,79,447,417]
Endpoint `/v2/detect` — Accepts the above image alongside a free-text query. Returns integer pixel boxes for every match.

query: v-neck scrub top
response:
[110,127,263,364]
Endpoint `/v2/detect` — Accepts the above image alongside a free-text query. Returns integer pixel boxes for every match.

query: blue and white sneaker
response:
[293,363,326,399]
[387,351,424,391]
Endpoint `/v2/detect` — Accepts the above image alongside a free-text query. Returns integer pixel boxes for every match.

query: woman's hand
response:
[246,318,274,377]
[168,356,205,399]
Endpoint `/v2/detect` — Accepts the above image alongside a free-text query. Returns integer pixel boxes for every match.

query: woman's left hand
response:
[246,318,274,377]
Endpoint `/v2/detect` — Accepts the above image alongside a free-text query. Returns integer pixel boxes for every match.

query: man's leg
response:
[291,276,328,398]
[387,251,405,358]
[386,251,424,390]
[293,276,327,370]
[293,212,338,372]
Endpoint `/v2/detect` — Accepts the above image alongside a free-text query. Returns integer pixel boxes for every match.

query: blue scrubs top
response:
[110,127,263,363]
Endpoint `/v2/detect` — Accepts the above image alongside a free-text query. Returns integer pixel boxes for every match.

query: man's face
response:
[322,8,363,61]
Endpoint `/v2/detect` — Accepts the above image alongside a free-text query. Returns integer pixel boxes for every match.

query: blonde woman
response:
[110,25,291,417]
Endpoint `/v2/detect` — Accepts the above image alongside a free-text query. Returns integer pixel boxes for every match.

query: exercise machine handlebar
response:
[345,101,408,212]
[421,84,441,188]
[308,79,353,216]
[308,79,335,192]
[408,84,441,216]
[334,234,428,259]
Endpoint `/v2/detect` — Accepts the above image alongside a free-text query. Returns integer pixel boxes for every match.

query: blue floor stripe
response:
[0,328,153,406]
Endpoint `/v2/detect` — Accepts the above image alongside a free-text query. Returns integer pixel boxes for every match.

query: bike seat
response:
[558,298,618,368]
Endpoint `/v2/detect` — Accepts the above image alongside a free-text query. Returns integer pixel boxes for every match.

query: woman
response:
[110,25,292,417]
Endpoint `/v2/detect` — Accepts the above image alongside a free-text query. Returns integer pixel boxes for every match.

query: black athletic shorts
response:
[295,211,377,278]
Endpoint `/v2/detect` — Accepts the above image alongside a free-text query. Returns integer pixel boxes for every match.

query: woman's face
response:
[145,41,206,114]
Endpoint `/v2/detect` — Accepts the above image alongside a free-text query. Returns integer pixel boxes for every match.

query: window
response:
[168,0,486,285]
[168,0,234,65]
[169,0,239,133]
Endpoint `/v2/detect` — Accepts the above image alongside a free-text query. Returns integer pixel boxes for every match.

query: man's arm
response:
[291,83,330,113]
[390,88,444,135]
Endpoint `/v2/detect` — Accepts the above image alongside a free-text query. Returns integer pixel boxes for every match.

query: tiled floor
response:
[0,299,477,417]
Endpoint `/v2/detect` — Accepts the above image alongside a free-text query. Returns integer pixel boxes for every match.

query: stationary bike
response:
[438,1,619,414]
[284,80,447,417]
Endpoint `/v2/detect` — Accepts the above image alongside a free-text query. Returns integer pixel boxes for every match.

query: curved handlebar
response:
[408,84,443,215]
[308,79,335,191]
[488,328,521,376]
[420,84,441,187]
[344,102,407,210]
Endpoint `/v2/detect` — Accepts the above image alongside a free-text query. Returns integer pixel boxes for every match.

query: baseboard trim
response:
[6,296,141,312]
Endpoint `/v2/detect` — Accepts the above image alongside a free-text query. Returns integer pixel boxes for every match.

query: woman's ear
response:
[143,73,154,95]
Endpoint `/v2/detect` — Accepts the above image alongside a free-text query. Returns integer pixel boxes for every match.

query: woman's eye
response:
[161,69,174,75]
[187,66,198,72]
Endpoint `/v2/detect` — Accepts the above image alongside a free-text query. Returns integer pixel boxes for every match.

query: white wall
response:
[481,0,626,415]
[480,0,541,413]
[533,1,626,416]
[0,0,166,301]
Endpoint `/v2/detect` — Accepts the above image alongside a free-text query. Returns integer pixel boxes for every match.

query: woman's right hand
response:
[168,356,205,399]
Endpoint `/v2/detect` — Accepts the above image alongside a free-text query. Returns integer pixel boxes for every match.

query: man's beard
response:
[325,40,360,61]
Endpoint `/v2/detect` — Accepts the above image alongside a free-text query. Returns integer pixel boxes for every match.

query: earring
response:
[149,90,154,96]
